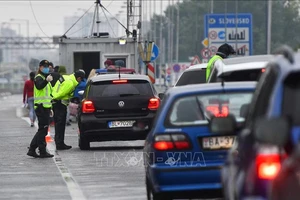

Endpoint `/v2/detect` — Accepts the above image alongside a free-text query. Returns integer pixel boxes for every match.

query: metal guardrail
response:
[0,37,58,49]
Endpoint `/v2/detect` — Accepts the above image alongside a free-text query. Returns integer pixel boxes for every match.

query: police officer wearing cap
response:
[51,70,85,150]
[27,59,54,158]
[206,43,236,82]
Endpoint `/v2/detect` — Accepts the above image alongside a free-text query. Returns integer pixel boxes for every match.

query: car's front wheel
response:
[79,135,90,150]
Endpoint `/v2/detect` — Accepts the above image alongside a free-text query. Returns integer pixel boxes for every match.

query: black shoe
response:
[66,122,71,126]
[39,152,54,158]
[30,123,34,127]
[56,144,72,150]
[27,149,39,158]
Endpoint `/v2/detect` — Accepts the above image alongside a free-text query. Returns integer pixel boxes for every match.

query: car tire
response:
[146,177,171,200]
[79,135,90,150]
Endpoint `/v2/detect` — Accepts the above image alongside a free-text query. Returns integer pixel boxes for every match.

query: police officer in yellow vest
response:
[206,43,236,82]
[27,60,54,158]
[51,70,85,150]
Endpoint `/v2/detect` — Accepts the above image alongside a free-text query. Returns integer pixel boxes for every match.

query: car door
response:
[229,64,279,195]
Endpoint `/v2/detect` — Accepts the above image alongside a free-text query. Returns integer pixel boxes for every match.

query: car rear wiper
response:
[119,93,140,97]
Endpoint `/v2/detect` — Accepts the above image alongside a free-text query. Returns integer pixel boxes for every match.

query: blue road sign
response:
[218,31,225,40]
[173,64,181,73]
[151,44,159,61]
[204,13,253,56]
[166,75,171,82]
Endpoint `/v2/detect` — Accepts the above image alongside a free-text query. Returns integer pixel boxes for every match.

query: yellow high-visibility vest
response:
[206,55,223,82]
[34,74,52,109]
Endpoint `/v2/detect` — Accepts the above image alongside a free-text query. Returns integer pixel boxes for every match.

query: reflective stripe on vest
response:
[206,55,222,81]
[34,74,52,108]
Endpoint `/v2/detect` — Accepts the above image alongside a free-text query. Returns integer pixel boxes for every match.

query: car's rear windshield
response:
[166,92,253,127]
[175,70,206,86]
[219,69,264,82]
[89,80,153,97]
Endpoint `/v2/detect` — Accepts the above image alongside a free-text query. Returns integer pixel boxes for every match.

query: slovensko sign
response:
[204,13,253,57]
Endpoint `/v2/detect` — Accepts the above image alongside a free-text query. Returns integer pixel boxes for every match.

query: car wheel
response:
[79,135,90,150]
[146,177,171,200]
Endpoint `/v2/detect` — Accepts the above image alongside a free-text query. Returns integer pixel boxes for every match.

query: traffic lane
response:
[58,125,146,200]
[61,125,223,200]
[0,95,71,200]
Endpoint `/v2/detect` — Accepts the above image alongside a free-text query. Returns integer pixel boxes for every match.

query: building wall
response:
[58,37,138,73]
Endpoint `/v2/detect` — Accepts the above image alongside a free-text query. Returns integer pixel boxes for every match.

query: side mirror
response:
[210,114,237,135]
[254,117,290,146]
[78,90,84,96]
[158,93,164,99]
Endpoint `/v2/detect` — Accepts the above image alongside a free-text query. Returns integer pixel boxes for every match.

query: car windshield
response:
[175,69,207,86]
[167,92,253,126]
[89,80,153,97]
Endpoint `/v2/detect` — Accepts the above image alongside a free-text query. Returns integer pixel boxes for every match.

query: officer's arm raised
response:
[34,76,48,90]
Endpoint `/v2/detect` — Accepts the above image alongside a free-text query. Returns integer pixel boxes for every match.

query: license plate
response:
[202,136,236,150]
[108,120,135,128]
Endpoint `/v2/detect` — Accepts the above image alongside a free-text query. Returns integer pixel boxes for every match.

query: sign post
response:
[138,41,159,83]
[204,13,253,57]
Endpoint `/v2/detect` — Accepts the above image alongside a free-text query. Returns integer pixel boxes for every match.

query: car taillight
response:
[148,98,160,110]
[153,134,191,151]
[112,80,128,83]
[82,100,95,113]
[206,105,229,117]
[256,154,281,180]
[262,68,266,72]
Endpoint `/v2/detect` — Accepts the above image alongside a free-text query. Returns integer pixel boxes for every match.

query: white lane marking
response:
[22,117,86,200]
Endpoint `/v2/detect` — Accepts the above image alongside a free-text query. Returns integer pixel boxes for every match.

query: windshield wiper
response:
[119,93,140,97]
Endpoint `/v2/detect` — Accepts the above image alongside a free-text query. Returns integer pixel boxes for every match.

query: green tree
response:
[147,0,300,62]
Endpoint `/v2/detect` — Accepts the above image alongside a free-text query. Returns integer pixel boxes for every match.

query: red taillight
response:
[206,105,229,117]
[153,134,191,151]
[82,100,95,113]
[256,154,281,180]
[262,68,266,72]
[112,80,128,83]
[154,141,174,150]
[148,98,160,110]
[174,141,190,149]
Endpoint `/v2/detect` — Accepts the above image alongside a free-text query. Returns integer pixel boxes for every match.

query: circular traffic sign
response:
[218,31,225,40]
[166,67,171,75]
[173,64,181,73]
[210,46,217,55]
[209,30,217,40]
[201,48,212,59]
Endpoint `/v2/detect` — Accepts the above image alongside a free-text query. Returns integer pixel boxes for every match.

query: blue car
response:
[222,50,300,200]
[143,81,256,200]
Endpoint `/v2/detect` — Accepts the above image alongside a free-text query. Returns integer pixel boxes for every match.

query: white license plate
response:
[202,136,236,150]
[108,120,135,128]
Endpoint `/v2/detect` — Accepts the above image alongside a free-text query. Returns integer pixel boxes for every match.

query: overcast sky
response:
[0,0,171,38]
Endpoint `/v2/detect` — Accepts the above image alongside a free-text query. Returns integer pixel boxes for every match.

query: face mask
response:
[42,68,50,74]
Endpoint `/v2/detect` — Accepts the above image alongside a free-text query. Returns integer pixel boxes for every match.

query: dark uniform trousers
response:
[53,101,67,146]
[30,104,50,152]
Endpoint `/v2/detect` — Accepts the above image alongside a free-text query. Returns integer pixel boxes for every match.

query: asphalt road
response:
[0,94,222,200]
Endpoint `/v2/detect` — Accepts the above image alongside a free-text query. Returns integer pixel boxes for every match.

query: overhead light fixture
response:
[119,38,126,45]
